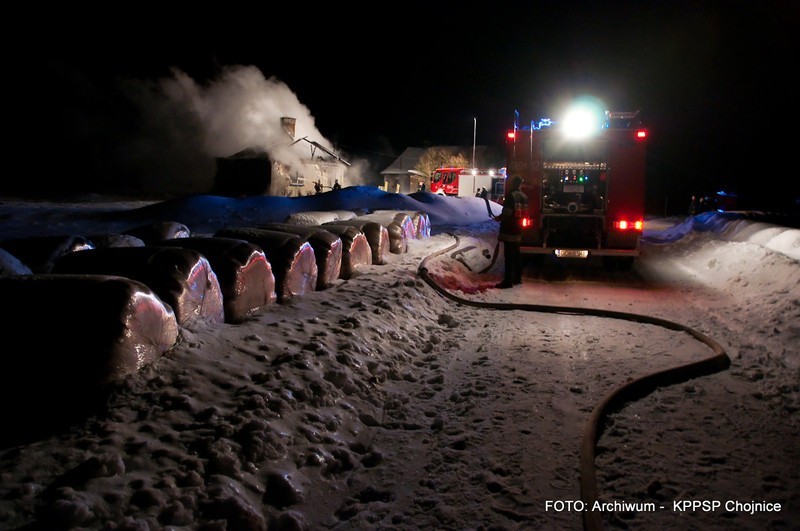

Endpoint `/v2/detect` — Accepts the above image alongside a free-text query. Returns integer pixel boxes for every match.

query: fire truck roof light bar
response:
[531,118,553,130]
[516,109,642,133]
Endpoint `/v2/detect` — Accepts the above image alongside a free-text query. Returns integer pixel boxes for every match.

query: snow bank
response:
[645,212,800,261]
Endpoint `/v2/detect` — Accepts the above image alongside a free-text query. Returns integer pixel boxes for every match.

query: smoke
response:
[118,65,363,195]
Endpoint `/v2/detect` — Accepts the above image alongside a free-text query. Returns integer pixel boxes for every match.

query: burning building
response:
[214,117,350,197]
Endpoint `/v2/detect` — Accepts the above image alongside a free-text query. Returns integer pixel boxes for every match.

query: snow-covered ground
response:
[0,189,797,530]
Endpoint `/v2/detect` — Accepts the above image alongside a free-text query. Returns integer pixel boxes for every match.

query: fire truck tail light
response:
[613,220,644,231]
[636,129,647,140]
[521,217,532,229]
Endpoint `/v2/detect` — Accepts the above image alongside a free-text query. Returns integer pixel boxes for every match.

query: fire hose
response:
[417,233,731,531]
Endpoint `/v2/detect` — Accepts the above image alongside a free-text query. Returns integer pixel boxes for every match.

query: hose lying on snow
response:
[417,234,731,531]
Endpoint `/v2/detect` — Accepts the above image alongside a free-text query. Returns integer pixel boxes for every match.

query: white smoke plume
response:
[119,65,355,195]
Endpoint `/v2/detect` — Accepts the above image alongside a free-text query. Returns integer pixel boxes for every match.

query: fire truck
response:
[506,104,648,268]
[430,167,500,198]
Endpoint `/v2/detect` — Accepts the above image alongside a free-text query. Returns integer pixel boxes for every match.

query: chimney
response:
[281,117,296,139]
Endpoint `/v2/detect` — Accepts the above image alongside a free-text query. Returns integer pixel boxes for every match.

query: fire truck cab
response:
[506,105,648,268]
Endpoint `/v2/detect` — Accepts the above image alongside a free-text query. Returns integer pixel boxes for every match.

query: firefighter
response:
[493,175,529,288]
[333,179,341,191]
[689,194,698,216]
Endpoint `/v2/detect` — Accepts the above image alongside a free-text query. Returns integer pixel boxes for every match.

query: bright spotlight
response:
[561,101,604,140]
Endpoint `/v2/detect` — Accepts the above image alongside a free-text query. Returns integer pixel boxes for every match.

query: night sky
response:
[9,2,798,214]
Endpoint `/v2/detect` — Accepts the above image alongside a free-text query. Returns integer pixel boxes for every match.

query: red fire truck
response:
[430,167,501,198]
[506,104,648,268]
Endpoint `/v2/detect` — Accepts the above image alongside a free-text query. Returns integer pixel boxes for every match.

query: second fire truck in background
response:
[430,167,504,198]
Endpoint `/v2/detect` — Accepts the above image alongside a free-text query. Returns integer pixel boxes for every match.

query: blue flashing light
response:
[531,118,553,130]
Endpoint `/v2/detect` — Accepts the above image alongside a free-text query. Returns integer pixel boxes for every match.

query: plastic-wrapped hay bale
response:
[284,211,340,226]
[124,221,191,244]
[87,233,146,248]
[215,227,317,302]
[330,210,359,221]
[158,236,278,323]
[0,274,179,445]
[52,246,225,329]
[0,247,33,277]
[323,219,390,265]
[354,212,411,253]
[0,234,94,273]
[393,213,417,243]
[394,211,431,238]
[312,224,372,279]
[364,210,420,241]
[284,210,358,226]
[380,210,431,239]
[415,211,431,238]
[257,222,342,290]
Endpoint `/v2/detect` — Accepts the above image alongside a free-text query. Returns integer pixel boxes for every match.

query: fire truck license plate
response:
[555,249,589,259]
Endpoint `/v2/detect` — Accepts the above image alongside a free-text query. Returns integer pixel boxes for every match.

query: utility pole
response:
[472,117,477,169]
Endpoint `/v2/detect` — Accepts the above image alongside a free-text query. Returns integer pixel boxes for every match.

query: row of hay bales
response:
[0,209,430,445]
